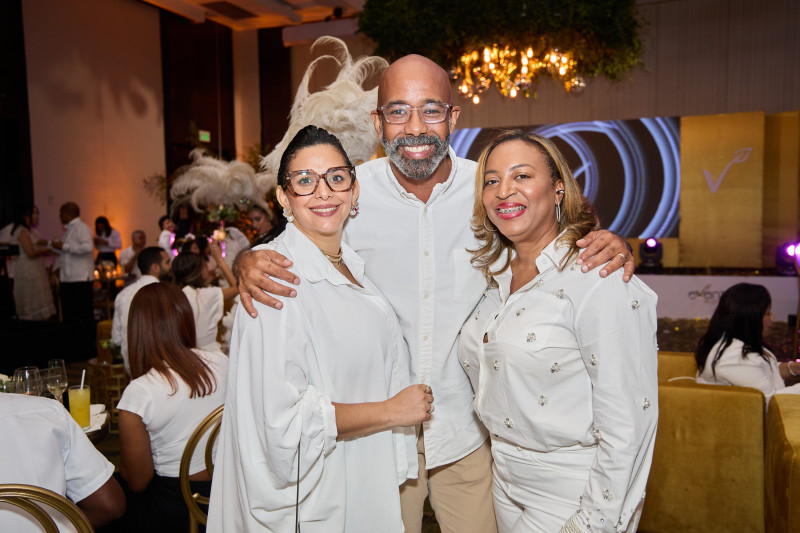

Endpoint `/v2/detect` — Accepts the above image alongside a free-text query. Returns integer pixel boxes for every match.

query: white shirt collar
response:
[282,224,365,286]
[493,232,571,301]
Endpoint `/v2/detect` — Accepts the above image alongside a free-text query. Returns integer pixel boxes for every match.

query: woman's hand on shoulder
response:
[576,229,635,282]
[235,249,300,316]
[385,384,435,427]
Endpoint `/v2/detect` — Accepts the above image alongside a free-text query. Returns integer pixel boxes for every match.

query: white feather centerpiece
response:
[169,37,386,219]
[259,36,389,177]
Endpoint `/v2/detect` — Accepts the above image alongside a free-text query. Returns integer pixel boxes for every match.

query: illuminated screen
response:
[451,117,680,238]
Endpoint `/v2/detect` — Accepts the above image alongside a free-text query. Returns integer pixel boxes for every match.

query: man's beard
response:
[382,127,450,181]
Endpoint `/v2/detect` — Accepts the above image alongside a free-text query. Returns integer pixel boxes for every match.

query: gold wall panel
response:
[679,112,765,267]
[763,111,800,267]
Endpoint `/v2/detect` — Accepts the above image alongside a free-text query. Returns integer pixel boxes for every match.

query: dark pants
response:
[59,281,95,357]
[99,473,211,533]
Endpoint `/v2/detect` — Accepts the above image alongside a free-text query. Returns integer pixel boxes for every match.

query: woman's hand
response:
[576,230,635,282]
[385,384,435,427]
[235,249,300,315]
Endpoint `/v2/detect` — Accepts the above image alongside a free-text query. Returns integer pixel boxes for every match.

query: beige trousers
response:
[400,428,498,533]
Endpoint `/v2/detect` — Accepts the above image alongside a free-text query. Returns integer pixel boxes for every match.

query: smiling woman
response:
[459,130,659,533]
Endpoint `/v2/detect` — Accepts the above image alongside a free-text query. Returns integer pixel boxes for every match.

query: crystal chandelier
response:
[453,44,586,104]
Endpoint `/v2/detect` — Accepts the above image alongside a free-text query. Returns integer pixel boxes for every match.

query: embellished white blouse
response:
[207,224,417,533]
[458,237,659,532]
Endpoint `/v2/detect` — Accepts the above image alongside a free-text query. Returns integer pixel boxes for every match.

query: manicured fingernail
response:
[250,312,257,318]
[576,258,584,264]
[289,289,297,297]
[581,265,589,272]
[274,302,283,310]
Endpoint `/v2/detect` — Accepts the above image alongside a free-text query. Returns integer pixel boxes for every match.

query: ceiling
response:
[141,0,365,31]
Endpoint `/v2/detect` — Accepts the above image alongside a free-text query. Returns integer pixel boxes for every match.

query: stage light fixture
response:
[639,237,663,273]
[776,241,800,276]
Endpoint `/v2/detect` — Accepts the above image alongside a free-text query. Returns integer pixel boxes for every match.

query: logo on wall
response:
[687,284,725,304]
[703,147,752,193]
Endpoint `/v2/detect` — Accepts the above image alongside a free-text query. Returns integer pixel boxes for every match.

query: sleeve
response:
[158,231,173,253]
[62,223,94,255]
[572,274,659,532]
[61,406,115,503]
[111,293,125,346]
[117,380,154,426]
[230,296,338,507]
[108,229,122,251]
[713,350,800,402]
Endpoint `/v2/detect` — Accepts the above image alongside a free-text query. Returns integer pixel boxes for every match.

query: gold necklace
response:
[322,248,343,268]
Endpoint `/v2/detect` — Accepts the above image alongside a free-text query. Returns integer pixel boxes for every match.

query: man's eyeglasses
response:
[376,103,453,124]
[284,166,356,196]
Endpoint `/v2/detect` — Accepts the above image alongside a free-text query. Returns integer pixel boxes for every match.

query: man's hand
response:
[50,239,63,251]
[575,230,635,282]
[235,249,300,316]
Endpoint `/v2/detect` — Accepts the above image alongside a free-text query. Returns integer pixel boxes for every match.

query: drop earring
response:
[349,201,359,216]
[283,208,294,223]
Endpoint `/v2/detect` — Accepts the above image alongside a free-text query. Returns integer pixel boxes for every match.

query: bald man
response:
[236,54,634,532]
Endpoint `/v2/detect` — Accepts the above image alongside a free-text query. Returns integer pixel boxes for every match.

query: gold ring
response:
[424,384,430,394]
[428,404,435,414]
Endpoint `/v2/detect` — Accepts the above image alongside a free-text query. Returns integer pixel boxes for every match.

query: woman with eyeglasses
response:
[208,125,430,533]
[457,131,658,533]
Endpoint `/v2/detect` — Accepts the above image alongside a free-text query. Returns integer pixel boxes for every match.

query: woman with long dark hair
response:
[696,282,799,402]
[114,282,227,533]
[11,206,55,320]
[94,216,121,266]
[172,241,238,352]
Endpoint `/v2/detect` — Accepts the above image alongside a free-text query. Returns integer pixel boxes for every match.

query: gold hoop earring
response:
[483,218,496,233]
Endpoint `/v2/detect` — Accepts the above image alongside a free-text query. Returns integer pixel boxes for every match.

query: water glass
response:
[46,359,68,404]
[13,366,42,396]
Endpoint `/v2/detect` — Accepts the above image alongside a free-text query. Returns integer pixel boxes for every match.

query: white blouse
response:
[697,337,800,404]
[182,285,224,353]
[207,224,417,533]
[458,237,659,532]
[117,349,228,477]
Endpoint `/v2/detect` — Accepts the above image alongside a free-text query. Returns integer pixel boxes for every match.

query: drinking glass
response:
[68,385,91,429]
[46,359,68,404]
[13,366,42,396]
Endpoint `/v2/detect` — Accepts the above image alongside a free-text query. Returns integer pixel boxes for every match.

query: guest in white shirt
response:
[696,283,800,404]
[50,202,95,350]
[113,282,227,533]
[112,246,173,374]
[157,215,175,256]
[119,230,146,280]
[458,131,658,533]
[94,216,122,266]
[172,241,238,353]
[0,394,125,531]
[208,126,430,533]
[234,55,634,533]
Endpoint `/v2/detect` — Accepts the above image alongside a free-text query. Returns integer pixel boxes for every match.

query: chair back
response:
[657,350,698,381]
[179,405,224,533]
[0,484,94,533]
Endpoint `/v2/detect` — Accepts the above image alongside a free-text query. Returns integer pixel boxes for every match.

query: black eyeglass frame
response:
[375,103,454,124]
[283,166,357,197]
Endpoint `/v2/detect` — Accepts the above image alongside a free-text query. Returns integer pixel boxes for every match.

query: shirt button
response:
[424,293,430,299]
[504,418,513,428]
[423,335,429,341]
[424,250,430,256]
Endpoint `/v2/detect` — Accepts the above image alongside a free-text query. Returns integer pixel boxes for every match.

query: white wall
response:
[22,0,166,249]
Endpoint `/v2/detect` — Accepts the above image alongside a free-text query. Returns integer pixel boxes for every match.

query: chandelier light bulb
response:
[472,95,480,104]
[527,47,533,57]
[510,88,517,97]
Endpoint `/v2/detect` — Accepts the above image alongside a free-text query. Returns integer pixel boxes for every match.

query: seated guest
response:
[114,282,227,533]
[172,242,238,353]
[696,282,800,403]
[0,394,125,530]
[112,247,173,374]
[119,230,146,280]
[94,216,122,266]
[157,215,175,256]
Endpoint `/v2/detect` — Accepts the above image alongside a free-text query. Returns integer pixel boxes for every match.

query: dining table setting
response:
[1,360,110,443]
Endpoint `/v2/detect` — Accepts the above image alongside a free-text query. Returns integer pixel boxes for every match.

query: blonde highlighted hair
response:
[469,130,598,285]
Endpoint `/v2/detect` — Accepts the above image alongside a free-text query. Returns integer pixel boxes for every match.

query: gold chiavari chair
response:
[179,405,224,533]
[0,484,93,533]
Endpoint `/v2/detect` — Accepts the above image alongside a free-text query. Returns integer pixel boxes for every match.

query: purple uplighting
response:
[787,244,797,257]
[646,238,658,248]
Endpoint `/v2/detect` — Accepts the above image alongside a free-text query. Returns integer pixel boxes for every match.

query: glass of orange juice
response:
[68,385,91,429]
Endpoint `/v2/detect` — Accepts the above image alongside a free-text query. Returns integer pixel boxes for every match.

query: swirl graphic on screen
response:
[451,117,680,238]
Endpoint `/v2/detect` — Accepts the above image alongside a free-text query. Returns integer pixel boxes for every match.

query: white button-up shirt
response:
[458,237,659,532]
[697,338,800,404]
[112,274,159,374]
[208,224,416,533]
[55,217,94,282]
[344,147,489,469]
